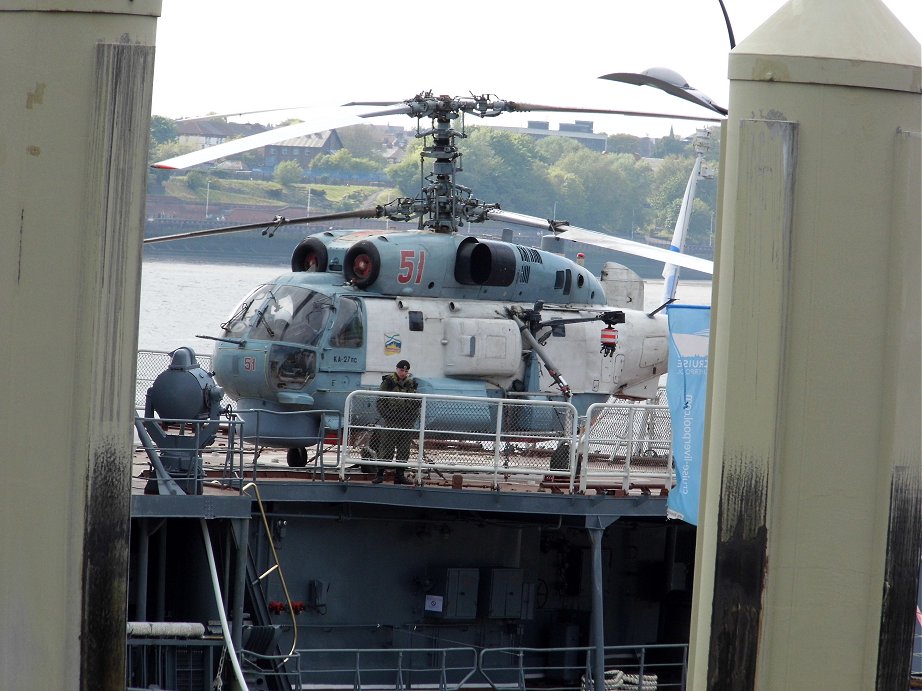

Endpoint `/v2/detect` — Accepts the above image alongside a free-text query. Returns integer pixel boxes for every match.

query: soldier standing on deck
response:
[373,360,418,484]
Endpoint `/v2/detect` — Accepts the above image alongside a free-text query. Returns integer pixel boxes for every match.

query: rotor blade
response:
[355,105,415,118]
[599,69,728,116]
[143,208,383,244]
[341,100,404,107]
[152,109,366,169]
[486,209,714,275]
[347,97,723,123]
[174,105,323,122]
[504,101,723,123]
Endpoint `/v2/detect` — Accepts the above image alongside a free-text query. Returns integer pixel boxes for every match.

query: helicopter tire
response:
[286,447,308,468]
[291,237,328,272]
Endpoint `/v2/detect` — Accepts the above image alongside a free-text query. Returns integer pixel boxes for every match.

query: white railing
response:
[343,390,580,491]
[342,390,674,494]
[137,350,675,495]
[580,401,674,493]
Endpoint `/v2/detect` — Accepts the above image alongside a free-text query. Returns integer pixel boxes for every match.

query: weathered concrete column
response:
[0,2,160,689]
[689,0,921,688]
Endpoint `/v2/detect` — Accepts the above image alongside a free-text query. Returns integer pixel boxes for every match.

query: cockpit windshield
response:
[221,284,334,346]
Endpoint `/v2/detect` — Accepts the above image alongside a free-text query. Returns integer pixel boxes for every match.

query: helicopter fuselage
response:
[210,229,667,445]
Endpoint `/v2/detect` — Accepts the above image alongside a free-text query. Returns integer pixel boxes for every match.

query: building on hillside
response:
[489,120,609,152]
[263,130,344,170]
[174,118,268,150]
[380,125,412,164]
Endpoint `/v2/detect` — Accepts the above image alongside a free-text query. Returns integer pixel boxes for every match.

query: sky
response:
[151,0,921,140]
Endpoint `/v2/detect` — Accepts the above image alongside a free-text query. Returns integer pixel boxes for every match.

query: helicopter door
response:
[443,319,520,377]
[325,296,365,371]
[599,351,624,389]
[640,336,668,368]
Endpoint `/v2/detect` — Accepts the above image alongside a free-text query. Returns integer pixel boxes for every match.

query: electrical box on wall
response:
[484,568,529,619]
[426,568,479,619]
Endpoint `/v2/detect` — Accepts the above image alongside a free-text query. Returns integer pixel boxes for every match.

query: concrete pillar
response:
[0,2,160,689]
[689,0,921,688]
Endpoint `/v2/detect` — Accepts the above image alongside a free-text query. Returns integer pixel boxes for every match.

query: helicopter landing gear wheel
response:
[286,447,308,468]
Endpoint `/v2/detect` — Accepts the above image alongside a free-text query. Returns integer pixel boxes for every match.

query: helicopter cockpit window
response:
[222,284,334,346]
[329,297,364,348]
[221,284,270,335]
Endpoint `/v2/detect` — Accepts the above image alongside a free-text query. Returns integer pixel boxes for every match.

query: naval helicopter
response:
[147,92,717,462]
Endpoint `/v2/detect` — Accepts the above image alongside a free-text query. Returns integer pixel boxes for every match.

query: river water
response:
[138,258,712,354]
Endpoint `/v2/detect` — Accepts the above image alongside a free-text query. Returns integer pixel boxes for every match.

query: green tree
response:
[311,149,383,178]
[150,139,197,164]
[606,133,645,155]
[549,150,652,235]
[274,159,304,186]
[454,127,555,217]
[534,136,584,166]
[652,129,690,158]
[647,155,716,244]
[184,169,207,191]
[149,115,177,160]
[147,116,182,191]
[385,139,425,197]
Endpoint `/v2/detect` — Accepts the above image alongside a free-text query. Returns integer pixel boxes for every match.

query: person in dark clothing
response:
[373,359,419,484]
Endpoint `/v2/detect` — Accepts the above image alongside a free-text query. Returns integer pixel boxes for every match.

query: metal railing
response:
[343,390,579,490]
[296,646,479,690]
[136,351,675,495]
[289,643,688,690]
[134,414,247,494]
[126,640,687,690]
[480,643,687,690]
[579,402,674,493]
[239,649,302,690]
[126,636,224,691]
[341,391,673,494]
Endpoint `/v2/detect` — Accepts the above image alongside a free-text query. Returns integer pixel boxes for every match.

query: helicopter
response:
[147,91,717,463]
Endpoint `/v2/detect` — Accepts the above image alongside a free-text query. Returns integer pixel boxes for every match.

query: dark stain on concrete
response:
[876,465,922,689]
[708,454,769,690]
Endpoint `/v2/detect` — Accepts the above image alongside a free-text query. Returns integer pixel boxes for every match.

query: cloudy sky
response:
[151,0,921,139]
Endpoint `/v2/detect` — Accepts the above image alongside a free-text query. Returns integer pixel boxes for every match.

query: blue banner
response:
[665,305,710,525]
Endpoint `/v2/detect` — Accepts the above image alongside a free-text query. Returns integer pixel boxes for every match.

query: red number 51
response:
[397,250,426,284]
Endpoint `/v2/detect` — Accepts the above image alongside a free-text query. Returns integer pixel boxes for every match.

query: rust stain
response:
[25,83,45,109]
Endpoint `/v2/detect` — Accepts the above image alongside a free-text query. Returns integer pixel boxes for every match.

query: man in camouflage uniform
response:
[373,359,419,484]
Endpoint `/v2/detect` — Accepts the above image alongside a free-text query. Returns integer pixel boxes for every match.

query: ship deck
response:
[127,354,689,691]
[130,440,673,521]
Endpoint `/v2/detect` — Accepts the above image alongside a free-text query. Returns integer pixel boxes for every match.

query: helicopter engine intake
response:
[454,237,517,287]
[291,236,329,272]
[343,240,381,288]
